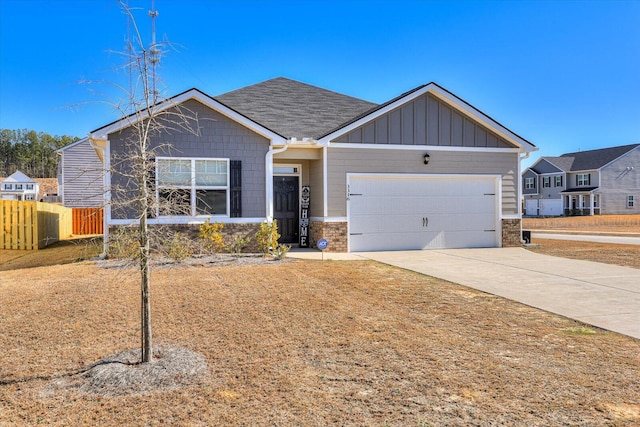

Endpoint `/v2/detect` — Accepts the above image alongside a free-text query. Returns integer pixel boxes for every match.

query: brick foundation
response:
[109,222,263,253]
[501,218,523,247]
[309,221,348,252]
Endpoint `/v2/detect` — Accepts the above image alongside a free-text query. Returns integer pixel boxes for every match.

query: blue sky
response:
[1,0,639,168]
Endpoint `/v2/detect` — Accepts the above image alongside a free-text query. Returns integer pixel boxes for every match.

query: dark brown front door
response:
[273,176,299,244]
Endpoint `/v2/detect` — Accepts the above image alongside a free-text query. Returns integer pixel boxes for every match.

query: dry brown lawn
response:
[1,256,639,426]
[1,215,639,425]
[523,214,640,234]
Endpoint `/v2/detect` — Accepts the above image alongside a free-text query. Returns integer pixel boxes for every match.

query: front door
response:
[273,176,299,244]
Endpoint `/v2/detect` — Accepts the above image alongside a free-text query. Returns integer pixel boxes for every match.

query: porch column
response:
[589,193,595,216]
[578,195,584,213]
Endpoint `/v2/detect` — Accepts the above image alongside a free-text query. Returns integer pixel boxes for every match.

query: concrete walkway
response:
[289,248,640,339]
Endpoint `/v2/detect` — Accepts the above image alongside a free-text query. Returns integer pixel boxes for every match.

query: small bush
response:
[255,220,281,256]
[168,232,194,261]
[108,227,139,259]
[199,220,226,253]
[229,235,251,254]
[272,244,290,260]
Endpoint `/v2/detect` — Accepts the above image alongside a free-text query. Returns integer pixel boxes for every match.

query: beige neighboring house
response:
[0,171,39,201]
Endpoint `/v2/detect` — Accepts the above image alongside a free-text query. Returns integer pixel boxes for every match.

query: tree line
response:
[0,129,80,178]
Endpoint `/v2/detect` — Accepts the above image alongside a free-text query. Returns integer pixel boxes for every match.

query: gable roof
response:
[214,77,378,139]
[532,156,574,173]
[560,144,639,171]
[318,82,538,152]
[530,144,640,173]
[2,170,36,184]
[89,88,287,144]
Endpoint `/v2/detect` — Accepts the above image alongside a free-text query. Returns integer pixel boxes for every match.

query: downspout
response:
[265,141,291,222]
[519,151,531,244]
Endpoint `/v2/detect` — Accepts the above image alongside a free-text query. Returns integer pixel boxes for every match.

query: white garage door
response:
[348,174,499,252]
[540,199,562,216]
[525,199,539,216]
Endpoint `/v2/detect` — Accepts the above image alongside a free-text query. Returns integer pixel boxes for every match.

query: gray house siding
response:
[334,93,516,149]
[60,139,104,208]
[566,171,599,190]
[327,148,519,216]
[109,99,269,219]
[599,147,640,214]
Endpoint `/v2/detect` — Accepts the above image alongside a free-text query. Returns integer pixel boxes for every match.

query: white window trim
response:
[156,157,230,217]
[542,176,551,188]
[554,175,563,187]
[577,173,589,187]
[524,177,535,190]
[628,195,635,208]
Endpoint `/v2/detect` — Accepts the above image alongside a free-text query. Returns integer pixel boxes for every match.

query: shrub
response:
[108,227,139,259]
[255,220,280,256]
[168,232,194,261]
[229,235,251,254]
[199,220,226,253]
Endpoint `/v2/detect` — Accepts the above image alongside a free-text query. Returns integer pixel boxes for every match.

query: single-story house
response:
[85,77,537,252]
[523,144,639,216]
[0,171,39,201]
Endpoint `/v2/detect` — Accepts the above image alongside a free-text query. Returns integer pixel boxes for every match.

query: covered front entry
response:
[347,174,500,252]
[273,175,299,243]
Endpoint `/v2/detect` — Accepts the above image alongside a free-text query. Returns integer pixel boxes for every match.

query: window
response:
[542,176,551,188]
[15,184,23,190]
[554,176,563,187]
[577,173,590,186]
[524,177,535,190]
[26,184,34,190]
[25,194,35,201]
[4,184,12,190]
[628,196,635,208]
[156,158,229,216]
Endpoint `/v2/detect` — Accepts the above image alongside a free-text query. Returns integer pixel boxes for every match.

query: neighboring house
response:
[0,171,39,201]
[57,137,105,207]
[85,77,537,252]
[523,144,640,216]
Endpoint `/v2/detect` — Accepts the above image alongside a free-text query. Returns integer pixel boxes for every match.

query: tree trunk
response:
[140,212,152,363]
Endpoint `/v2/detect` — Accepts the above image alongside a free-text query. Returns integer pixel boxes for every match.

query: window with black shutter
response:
[230,160,242,217]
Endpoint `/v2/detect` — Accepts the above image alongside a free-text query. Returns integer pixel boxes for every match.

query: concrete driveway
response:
[358,248,640,340]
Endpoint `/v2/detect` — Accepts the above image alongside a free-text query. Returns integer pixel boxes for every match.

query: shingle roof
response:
[538,156,575,172]
[214,77,378,139]
[534,144,639,173]
[560,144,639,171]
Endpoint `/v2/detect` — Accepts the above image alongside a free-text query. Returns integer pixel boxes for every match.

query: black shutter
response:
[587,174,591,185]
[230,160,242,217]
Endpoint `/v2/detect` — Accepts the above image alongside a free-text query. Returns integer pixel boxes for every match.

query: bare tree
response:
[106,1,199,363]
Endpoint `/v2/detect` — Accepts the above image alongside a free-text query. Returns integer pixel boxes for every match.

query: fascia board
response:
[57,137,89,154]
[329,142,519,153]
[319,83,537,153]
[90,89,286,144]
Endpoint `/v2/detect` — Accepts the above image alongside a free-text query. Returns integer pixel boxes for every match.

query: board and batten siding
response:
[109,99,270,219]
[335,93,515,149]
[61,139,104,208]
[327,148,519,217]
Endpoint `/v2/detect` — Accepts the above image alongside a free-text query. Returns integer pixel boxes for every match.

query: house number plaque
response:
[300,185,310,247]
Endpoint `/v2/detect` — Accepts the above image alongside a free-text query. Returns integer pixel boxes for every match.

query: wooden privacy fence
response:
[72,208,103,235]
[0,200,74,250]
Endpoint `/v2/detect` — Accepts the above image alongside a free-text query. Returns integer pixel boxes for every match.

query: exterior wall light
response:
[423,153,430,165]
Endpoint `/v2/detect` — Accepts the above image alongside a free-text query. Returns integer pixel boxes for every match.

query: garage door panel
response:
[348,175,499,252]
